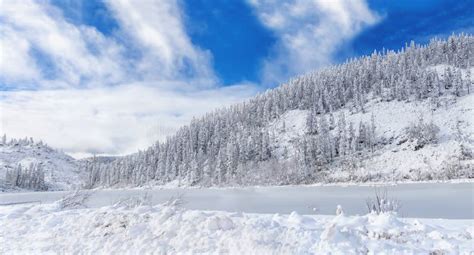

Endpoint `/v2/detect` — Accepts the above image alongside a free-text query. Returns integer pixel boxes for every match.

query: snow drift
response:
[1,200,472,254]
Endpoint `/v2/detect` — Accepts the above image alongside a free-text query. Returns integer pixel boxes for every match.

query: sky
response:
[0,0,473,158]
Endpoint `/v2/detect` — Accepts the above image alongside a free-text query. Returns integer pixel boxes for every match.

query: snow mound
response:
[1,202,472,254]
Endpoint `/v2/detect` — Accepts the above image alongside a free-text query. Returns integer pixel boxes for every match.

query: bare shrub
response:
[58,189,93,209]
[366,188,401,214]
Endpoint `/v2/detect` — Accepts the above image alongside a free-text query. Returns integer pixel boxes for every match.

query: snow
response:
[1,182,472,219]
[1,200,472,254]
[334,93,473,181]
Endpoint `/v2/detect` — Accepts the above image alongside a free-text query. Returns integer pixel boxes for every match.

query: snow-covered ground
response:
[1,199,472,254]
[1,182,472,219]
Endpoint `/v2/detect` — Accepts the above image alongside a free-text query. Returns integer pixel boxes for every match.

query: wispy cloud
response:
[248,0,380,85]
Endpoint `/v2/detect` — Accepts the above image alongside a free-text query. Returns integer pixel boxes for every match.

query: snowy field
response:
[1,198,473,254]
[1,182,473,219]
[2,182,472,253]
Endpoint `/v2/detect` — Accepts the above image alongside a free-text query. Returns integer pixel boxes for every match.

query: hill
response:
[0,136,85,191]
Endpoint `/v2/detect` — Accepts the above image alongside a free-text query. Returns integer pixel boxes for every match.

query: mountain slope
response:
[82,35,474,188]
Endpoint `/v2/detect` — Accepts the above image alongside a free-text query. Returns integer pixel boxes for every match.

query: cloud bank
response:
[0,83,257,158]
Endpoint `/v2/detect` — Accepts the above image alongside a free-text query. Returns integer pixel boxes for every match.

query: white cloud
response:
[0,83,259,158]
[248,0,380,85]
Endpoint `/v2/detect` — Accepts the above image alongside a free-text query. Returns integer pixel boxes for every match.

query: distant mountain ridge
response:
[0,136,85,191]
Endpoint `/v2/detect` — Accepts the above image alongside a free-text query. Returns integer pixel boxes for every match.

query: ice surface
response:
[1,182,472,219]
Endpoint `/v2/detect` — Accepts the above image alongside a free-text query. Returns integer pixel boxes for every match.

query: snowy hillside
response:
[0,136,84,191]
[270,91,474,183]
[1,200,472,254]
[83,35,474,188]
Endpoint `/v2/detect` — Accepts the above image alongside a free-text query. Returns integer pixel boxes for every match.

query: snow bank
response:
[1,202,472,254]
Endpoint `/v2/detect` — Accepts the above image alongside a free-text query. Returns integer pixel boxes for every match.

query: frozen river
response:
[1,182,473,219]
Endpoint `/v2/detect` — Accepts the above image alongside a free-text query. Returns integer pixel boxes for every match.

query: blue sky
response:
[0,0,472,157]
[4,0,472,89]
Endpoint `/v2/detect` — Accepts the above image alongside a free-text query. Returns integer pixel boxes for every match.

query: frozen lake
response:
[1,182,473,219]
